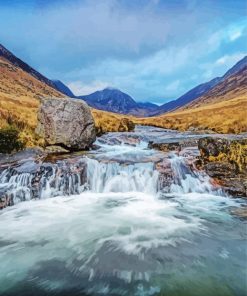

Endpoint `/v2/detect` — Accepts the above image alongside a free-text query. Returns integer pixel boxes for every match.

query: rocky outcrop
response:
[148,139,199,153]
[36,98,96,151]
[197,137,247,197]
[0,147,46,168]
[148,142,181,152]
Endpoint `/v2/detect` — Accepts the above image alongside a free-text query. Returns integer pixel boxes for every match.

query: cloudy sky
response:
[0,0,246,104]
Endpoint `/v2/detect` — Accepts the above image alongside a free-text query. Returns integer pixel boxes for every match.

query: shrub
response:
[0,126,24,154]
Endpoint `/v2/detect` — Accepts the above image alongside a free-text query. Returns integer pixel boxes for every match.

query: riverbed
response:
[0,126,246,296]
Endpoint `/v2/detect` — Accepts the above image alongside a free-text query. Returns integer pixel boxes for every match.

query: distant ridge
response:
[78,88,159,116]
[152,55,247,115]
[52,80,76,97]
[0,44,71,97]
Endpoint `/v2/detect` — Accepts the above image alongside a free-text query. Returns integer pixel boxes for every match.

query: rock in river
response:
[197,137,247,197]
[36,98,96,151]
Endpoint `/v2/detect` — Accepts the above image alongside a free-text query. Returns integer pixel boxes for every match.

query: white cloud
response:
[216,53,246,66]
[165,80,180,92]
[200,52,246,81]
[229,30,242,42]
[207,21,247,50]
[68,81,110,96]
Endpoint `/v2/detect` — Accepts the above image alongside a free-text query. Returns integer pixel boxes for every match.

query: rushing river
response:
[0,127,246,296]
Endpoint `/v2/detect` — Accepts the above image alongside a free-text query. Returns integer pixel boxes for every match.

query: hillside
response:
[183,66,247,109]
[136,66,247,133]
[152,55,247,115]
[78,87,158,116]
[0,53,65,130]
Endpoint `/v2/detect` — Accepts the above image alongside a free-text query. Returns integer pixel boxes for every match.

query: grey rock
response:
[45,145,70,154]
[36,98,96,151]
[0,147,45,168]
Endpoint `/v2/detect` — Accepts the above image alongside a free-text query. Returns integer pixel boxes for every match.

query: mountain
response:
[0,44,72,97]
[0,44,57,90]
[137,102,159,109]
[0,44,65,129]
[136,62,247,133]
[52,80,76,97]
[153,55,247,115]
[183,65,247,109]
[78,88,159,116]
[223,56,247,79]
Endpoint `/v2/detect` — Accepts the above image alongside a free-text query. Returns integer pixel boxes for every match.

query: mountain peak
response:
[78,87,158,116]
[104,86,118,91]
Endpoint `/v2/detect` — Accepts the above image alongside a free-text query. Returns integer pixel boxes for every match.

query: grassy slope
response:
[92,109,135,133]
[135,68,247,134]
[0,57,63,128]
[135,94,247,133]
[0,56,67,145]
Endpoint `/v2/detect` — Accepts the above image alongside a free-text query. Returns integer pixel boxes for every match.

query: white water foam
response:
[169,154,222,195]
[86,158,159,195]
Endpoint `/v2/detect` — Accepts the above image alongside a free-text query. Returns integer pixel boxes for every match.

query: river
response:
[0,126,246,296]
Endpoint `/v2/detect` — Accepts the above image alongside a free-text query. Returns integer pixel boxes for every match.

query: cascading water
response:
[0,159,87,205]
[0,169,32,204]
[86,158,159,195]
[169,154,222,195]
[0,127,246,296]
[0,144,223,207]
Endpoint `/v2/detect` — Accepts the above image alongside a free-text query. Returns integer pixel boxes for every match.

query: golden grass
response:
[0,56,64,146]
[135,94,247,134]
[92,109,135,133]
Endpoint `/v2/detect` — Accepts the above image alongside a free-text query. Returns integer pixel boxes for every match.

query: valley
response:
[1,1,247,295]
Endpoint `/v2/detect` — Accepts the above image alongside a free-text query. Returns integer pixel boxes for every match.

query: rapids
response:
[0,126,246,296]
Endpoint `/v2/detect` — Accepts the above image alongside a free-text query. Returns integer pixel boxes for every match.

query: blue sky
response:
[0,0,246,104]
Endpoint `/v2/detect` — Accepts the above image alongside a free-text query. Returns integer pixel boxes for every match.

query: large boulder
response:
[36,98,96,151]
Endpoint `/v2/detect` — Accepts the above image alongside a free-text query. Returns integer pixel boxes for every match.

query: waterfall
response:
[86,158,159,195]
[169,154,221,194]
[0,151,223,208]
[0,159,87,206]
[0,169,32,204]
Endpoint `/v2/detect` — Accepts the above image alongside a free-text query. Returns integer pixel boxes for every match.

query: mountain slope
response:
[183,66,247,109]
[0,45,66,134]
[153,55,247,115]
[78,88,158,116]
[135,64,247,133]
[52,80,76,98]
[0,44,73,97]
[223,56,247,79]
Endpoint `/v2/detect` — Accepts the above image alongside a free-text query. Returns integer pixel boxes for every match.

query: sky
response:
[0,0,246,104]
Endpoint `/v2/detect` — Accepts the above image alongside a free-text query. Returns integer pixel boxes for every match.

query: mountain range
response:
[76,55,246,116]
[2,42,245,119]
[0,42,246,135]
